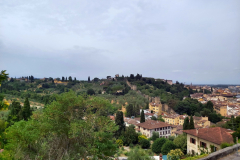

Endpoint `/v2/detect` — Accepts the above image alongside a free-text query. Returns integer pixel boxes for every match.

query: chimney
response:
[159,153,162,160]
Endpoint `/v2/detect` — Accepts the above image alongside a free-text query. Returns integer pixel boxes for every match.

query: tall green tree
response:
[22,97,31,120]
[121,125,138,146]
[183,117,190,130]
[161,141,176,155]
[173,134,187,154]
[68,76,72,82]
[189,116,195,129]
[151,131,159,141]
[140,109,145,123]
[126,104,134,117]
[134,105,140,117]
[115,111,125,137]
[152,138,167,154]
[145,103,149,109]
[205,101,213,111]
[0,70,8,85]
[8,101,23,124]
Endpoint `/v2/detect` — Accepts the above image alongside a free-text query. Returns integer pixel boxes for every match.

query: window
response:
[163,131,165,135]
[165,131,167,134]
[160,132,162,135]
[155,129,156,131]
[200,141,207,148]
[211,146,218,152]
[166,136,168,138]
[160,128,162,130]
[190,138,196,144]
[168,130,170,134]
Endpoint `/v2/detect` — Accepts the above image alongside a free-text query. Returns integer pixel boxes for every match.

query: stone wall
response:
[198,143,240,160]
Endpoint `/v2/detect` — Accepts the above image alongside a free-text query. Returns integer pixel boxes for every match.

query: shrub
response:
[138,135,147,143]
[116,139,123,147]
[167,149,184,160]
[87,88,95,95]
[220,142,234,149]
[140,139,151,149]
[161,141,176,155]
[129,143,134,148]
[152,138,168,154]
[151,131,159,141]
[168,136,175,141]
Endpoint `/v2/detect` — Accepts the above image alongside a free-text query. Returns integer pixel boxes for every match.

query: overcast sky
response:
[0,0,239,84]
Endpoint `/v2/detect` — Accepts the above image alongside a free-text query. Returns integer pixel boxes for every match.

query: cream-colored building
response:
[136,120,172,138]
[183,127,234,155]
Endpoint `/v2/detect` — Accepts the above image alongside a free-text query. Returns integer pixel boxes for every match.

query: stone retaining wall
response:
[198,144,240,160]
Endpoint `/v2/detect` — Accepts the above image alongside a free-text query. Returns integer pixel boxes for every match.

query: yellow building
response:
[183,127,234,155]
[163,114,179,125]
[149,102,162,115]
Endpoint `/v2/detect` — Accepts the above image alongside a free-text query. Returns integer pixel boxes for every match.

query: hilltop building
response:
[183,127,234,155]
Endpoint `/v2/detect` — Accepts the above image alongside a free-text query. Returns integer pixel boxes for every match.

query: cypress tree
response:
[189,116,195,129]
[183,117,190,130]
[126,104,134,117]
[88,76,90,82]
[140,109,145,123]
[115,111,125,137]
[145,103,149,109]
[22,98,31,120]
[134,105,140,116]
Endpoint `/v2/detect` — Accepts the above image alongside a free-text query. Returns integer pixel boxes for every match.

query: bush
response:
[116,139,123,147]
[161,141,176,155]
[167,149,184,160]
[130,143,134,148]
[140,139,151,149]
[220,142,234,149]
[138,135,147,143]
[151,131,159,141]
[152,138,168,154]
[87,88,95,95]
[168,136,175,141]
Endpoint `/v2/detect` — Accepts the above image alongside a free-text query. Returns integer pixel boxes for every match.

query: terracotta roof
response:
[145,113,154,116]
[109,116,115,121]
[173,130,183,135]
[136,120,171,129]
[150,102,161,107]
[179,115,188,119]
[183,127,234,145]
[124,118,140,126]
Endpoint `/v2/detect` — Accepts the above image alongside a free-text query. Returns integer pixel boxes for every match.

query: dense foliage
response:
[151,138,167,154]
[1,91,119,159]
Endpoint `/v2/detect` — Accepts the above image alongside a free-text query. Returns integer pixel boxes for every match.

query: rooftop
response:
[136,120,171,129]
[183,127,234,145]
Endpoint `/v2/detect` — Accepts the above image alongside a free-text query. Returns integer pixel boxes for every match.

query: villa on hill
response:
[183,127,234,155]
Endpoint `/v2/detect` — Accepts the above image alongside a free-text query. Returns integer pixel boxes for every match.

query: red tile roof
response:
[183,127,234,145]
[136,120,171,129]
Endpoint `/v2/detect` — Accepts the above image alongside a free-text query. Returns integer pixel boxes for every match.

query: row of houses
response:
[162,113,211,127]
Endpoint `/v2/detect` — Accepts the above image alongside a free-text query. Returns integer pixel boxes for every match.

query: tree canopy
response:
[2,91,118,159]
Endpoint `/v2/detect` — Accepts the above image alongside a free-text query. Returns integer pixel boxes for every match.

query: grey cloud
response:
[0,0,239,84]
